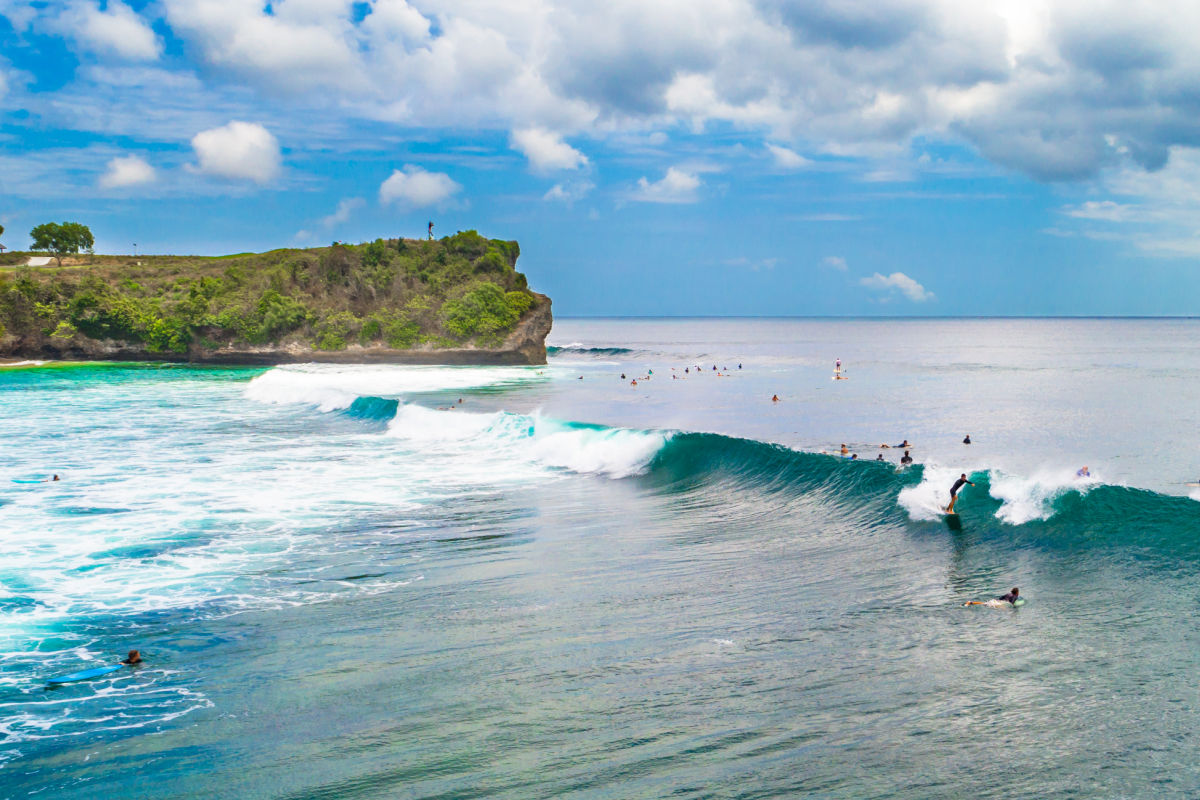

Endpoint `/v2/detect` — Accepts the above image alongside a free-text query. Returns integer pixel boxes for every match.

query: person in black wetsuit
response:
[996,587,1019,604]
[900,450,913,465]
[946,473,974,513]
[963,434,972,444]
[121,650,142,665]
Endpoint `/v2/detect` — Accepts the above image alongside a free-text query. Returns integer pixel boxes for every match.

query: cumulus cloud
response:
[822,256,847,271]
[379,165,462,207]
[767,144,810,169]
[191,121,281,184]
[56,0,162,61]
[633,167,702,204]
[98,154,156,188]
[860,271,934,302]
[511,128,588,172]
[19,0,1200,193]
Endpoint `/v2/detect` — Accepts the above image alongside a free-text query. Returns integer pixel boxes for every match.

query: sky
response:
[3,0,1200,316]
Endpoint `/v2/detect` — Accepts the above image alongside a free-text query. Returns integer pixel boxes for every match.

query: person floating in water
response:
[963,434,972,444]
[771,394,779,402]
[946,473,974,513]
[900,450,913,465]
[895,439,910,448]
[965,587,1019,606]
[840,443,849,455]
[121,650,142,665]
[738,364,742,369]
[1076,466,1090,477]
[835,357,841,373]
[875,453,885,461]
[630,379,637,386]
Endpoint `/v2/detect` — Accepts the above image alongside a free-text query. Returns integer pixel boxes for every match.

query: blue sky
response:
[3,0,1200,315]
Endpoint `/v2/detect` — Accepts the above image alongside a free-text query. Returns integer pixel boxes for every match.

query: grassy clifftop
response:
[0,231,552,364]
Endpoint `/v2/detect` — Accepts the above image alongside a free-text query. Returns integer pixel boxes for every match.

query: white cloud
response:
[1063,200,1140,222]
[822,256,847,271]
[191,121,282,184]
[860,271,934,302]
[511,128,588,172]
[379,165,461,207]
[633,167,702,204]
[163,0,365,92]
[320,197,364,228]
[544,181,594,203]
[57,0,162,61]
[98,154,156,188]
[767,144,810,169]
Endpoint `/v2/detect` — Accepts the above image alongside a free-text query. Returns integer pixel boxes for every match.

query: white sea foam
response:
[245,363,547,411]
[988,467,1098,524]
[898,463,1100,524]
[386,404,669,479]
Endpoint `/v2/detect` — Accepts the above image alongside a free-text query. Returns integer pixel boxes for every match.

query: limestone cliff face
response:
[0,295,552,366]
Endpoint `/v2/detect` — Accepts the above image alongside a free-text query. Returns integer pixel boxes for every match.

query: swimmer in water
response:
[965,588,1019,606]
[121,649,142,665]
[963,434,972,444]
[771,394,779,402]
[840,443,849,455]
[1077,466,1090,477]
[946,473,974,513]
[900,450,913,465]
[876,453,884,461]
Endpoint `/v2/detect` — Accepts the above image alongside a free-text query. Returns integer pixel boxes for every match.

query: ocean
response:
[3,317,1200,798]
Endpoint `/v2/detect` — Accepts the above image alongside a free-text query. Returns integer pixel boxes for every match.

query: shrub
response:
[440,282,520,341]
[315,311,359,350]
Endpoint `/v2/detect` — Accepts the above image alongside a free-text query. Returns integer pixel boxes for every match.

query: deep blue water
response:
[3,318,1200,798]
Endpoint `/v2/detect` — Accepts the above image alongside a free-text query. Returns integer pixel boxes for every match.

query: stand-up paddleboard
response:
[46,665,124,685]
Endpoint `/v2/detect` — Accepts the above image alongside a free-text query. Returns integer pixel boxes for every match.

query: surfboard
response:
[46,665,123,685]
[12,479,46,484]
[943,511,962,529]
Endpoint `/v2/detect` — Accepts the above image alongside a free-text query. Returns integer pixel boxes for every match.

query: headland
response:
[0,231,551,366]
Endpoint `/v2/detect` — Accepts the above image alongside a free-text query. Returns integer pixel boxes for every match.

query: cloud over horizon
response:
[190,121,281,184]
[860,271,934,302]
[379,165,461,208]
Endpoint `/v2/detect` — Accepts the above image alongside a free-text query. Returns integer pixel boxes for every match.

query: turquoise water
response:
[3,319,1200,798]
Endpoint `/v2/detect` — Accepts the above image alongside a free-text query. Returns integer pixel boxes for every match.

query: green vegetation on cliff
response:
[0,231,544,358]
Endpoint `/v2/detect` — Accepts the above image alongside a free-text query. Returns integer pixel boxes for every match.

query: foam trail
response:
[245,364,546,411]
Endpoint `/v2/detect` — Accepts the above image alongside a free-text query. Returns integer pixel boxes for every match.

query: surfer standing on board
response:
[946,473,974,513]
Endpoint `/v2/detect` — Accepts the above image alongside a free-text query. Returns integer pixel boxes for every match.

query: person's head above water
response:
[960,473,967,479]
[122,650,142,665]
[1011,587,1019,596]
[52,475,59,481]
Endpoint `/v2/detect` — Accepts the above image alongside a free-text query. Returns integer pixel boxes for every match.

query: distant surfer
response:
[896,439,910,448]
[946,473,974,513]
[835,357,841,373]
[963,434,972,444]
[840,443,849,455]
[1076,466,1090,477]
[771,394,779,402]
[875,454,884,461]
[900,450,913,465]
[965,587,1019,607]
[121,650,142,665]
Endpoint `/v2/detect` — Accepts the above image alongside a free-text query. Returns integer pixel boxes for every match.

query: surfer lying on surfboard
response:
[965,588,1021,607]
[945,473,974,513]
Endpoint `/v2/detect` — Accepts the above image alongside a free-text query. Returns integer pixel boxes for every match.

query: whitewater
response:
[4,318,1200,799]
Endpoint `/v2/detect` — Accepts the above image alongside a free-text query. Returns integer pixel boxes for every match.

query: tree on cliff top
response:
[30,222,94,266]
